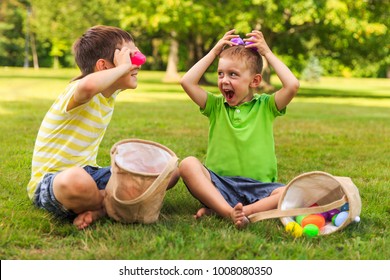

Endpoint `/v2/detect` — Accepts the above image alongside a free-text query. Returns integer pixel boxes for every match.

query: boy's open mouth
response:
[224,89,234,101]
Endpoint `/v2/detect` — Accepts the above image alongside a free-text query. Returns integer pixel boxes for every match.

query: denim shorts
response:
[207,168,284,208]
[33,166,111,220]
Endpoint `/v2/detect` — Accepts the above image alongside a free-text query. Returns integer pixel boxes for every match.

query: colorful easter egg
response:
[334,211,349,227]
[303,224,319,237]
[341,203,349,212]
[285,221,303,238]
[301,214,325,229]
[295,215,307,225]
[326,209,341,221]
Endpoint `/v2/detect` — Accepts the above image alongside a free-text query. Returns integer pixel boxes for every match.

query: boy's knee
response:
[54,167,94,197]
[179,156,199,172]
[178,156,199,180]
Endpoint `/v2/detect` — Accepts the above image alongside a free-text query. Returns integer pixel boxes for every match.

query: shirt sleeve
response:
[58,80,81,113]
[200,92,216,117]
[269,93,286,117]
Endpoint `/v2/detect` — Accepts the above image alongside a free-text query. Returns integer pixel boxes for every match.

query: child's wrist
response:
[115,63,132,75]
[211,47,223,58]
[262,50,273,58]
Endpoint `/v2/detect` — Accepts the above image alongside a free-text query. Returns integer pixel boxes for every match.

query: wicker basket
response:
[249,171,362,235]
[104,139,178,224]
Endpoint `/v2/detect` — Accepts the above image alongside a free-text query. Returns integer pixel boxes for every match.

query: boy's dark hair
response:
[72,25,134,80]
[219,45,263,74]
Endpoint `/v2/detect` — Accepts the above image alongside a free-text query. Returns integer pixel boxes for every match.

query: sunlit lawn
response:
[0,67,389,260]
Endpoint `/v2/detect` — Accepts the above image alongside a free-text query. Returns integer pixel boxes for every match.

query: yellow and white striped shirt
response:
[27,80,118,199]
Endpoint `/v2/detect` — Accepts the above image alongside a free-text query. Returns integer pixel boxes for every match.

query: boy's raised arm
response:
[71,47,135,107]
[245,31,299,111]
[181,30,238,109]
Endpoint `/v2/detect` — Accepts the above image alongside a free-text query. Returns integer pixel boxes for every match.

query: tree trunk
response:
[195,34,210,85]
[260,56,274,92]
[23,5,31,68]
[187,41,194,70]
[53,56,59,69]
[30,33,39,69]
[163,33,181,83]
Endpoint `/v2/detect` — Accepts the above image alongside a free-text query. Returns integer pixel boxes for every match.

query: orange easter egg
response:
[301,214,325,229]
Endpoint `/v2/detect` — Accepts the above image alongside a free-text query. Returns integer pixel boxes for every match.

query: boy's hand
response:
[113,47,132,68]
[211,29,239,56]
[245,30,272,57]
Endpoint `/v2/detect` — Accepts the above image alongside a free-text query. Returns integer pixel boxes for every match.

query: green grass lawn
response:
[0,67,389,260]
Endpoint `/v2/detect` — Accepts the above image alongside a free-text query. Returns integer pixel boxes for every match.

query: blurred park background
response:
[1,0,390,261]
[1,0,389,84]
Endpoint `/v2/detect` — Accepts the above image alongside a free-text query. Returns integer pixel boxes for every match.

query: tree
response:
[0,0,31,67]
[119,0,194,82]
[29,0,122,68]
[226,0,388,79]
[120,0,251,83]
[303,0,389,77]
[1,0,388,78]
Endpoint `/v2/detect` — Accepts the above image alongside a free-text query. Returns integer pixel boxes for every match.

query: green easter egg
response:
[332,213,339,225]
[295,215,307,225]
[303,224,319,238]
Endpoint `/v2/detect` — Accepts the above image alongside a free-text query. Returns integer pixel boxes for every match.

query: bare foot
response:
[73,208,106,230]
[231,203,249,229]
[194,207,214,219]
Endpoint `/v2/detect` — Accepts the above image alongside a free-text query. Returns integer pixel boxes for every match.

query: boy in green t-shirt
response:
[180,29,299,229]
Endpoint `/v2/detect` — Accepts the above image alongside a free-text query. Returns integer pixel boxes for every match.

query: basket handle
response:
[248,195,347,223]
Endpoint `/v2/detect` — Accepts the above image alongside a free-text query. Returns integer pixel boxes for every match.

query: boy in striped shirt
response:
[28,25,178,229]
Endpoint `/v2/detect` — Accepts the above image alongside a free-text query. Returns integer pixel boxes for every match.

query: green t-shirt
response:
[201,92,285,183]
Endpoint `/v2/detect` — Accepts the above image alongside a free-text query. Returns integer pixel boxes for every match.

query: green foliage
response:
[0,2,26,66]
[0,68,389,260]
[0,0,388,77]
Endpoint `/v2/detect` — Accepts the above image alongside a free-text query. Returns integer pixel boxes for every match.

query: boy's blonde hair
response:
[219,45,263,74]
[72,25,134,80]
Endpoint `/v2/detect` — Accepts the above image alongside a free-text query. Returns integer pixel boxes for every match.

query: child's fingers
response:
[223,29,238,40]
[224,29,236,36]
[114,47,132,66]
[119,47,131,55]
[246,30,265,41]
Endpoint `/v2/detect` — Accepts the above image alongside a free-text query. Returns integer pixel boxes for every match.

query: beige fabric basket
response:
[104,139,178,224]
[249,171,362,235]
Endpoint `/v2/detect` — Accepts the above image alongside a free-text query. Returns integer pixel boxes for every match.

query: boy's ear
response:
[250,74,262,88]
[95,59,110,71]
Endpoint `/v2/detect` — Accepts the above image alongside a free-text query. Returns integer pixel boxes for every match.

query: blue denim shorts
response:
[33,166,111,220]
[207,168,284,207]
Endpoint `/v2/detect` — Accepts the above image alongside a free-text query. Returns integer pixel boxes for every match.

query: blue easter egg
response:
[334,211,349,227]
